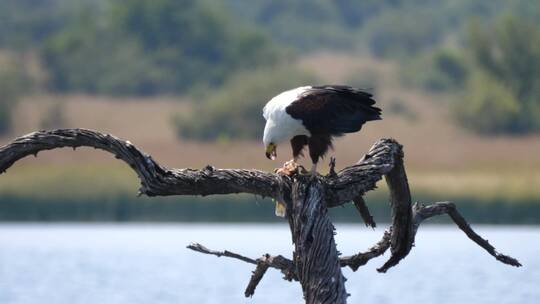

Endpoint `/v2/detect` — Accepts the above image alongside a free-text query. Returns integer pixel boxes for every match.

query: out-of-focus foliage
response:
[0,0,93,50]
[403,49,470,92]
[430,50,469,90]
[364,0,509,58]
[1,0,536,97]
[445,17,540,134]
[0,54,30,135]
[365,10,444,58]
[41,10,157,95]
[41,0,279,95]
[173,66,317,141]
[468,18,540,103]
[222,0,400,50]
[222,0,509,57]
[453,71,521,134]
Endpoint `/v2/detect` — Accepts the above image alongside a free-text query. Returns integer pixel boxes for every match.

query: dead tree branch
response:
[0,129,287,200]
[340,229,392,271]
[0,129,521,303]
[340,201,522,274]
[186,242,297,296]
[412,202,522,267]
[0,130,401,206]
[187,242,258,265]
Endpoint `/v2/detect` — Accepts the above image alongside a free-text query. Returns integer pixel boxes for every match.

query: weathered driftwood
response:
[0,128,521,303]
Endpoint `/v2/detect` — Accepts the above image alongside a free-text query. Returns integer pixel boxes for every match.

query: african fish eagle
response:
[263,84,381,174]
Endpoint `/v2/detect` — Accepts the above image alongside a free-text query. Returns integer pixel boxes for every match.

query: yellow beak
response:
[265,143,277,160]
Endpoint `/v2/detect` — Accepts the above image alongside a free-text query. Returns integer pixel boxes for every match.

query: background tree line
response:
[1,0,539,137]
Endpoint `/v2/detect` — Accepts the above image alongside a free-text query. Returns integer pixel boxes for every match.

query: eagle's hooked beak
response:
[265,143,277,160]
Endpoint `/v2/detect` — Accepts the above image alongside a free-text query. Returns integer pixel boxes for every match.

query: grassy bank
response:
[0,164,538,223]
[1,192,538,224]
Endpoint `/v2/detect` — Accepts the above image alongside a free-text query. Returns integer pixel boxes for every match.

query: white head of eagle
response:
[262,85,381,174]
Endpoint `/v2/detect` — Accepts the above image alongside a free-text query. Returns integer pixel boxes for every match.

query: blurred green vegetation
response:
[1,188,538,224]
[0,0,89,50]
[422,17,540,134]
[222,0,378,50]
[41,0,279,95]
[2,0,536,97]
[173,66,317,140]
[402,49,469,92]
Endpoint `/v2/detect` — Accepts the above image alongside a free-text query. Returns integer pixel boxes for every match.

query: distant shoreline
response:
[1,194,538,224]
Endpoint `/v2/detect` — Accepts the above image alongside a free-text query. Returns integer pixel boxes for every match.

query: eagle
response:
[263,85,381,171]
[263,85,381,216]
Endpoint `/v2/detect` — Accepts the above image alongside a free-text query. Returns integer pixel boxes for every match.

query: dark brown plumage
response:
[286,85,381,165]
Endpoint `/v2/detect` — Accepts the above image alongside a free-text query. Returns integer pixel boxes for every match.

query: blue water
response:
[0,224,538,304]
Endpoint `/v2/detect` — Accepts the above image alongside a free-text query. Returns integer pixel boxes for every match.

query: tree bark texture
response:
[290,177,347,303]
[0,128,521,303]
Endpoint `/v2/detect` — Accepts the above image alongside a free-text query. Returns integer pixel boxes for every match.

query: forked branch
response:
[0,129,402,206]
[190,197,521,297]
[340,201,521,273]
[187,243,297,297]
[0,128,521,303]
[412,202,522,267]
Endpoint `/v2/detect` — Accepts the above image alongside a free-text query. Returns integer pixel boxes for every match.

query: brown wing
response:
[285,85,381,135]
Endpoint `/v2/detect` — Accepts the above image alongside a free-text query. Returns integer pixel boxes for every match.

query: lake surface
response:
[0,224,538,304]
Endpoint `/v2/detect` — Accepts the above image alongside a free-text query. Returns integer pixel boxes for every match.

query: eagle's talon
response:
[275,159,300,176]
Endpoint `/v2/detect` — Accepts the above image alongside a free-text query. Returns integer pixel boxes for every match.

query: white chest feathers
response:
[262,86,311,145]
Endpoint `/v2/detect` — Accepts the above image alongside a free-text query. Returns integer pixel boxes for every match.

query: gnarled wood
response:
[0,129,286,200]
[0,129,400,206]
[412,202,521,267]
[0,128,521,303]
[291,177,347,304]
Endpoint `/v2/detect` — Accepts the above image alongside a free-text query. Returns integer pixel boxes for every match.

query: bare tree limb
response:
[377,147,414,273]
[412,202,522,267]
[187,243,258,265]
[340,229,391,271]
[339,201,522,274]
[245,261,270,297]
[326,138,403,207]
[0,129,403,207]
[244,254,298,297]
[186,243,297,278]
[0,129,288,200]
[186,243,297,298]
